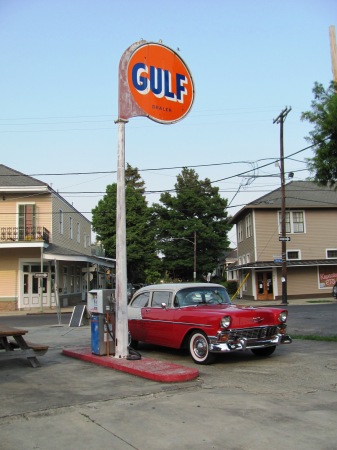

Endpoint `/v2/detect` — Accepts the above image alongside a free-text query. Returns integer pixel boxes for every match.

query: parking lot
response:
[0,303,336,450]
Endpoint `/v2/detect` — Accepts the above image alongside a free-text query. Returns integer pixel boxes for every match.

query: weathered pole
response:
[114,118,129,358]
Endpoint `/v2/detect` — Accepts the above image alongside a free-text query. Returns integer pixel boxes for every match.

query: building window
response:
[287,250,300,260]
[63,266,68,293]
[292,212,304,233]
[70,266,75,293]
[237,221,243,242]
[278,210,305,234]
[246,253,250,264]
[77,222,80,243]
[59,210,64,235]
[18,204,36,239]
[83,232,87,248]
[245,214,252,238]
[69,217,73,239]
[327,249,337,258]
[76,267,81,293]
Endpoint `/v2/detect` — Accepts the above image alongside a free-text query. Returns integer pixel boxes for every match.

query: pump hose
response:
[104,318,142,360]
[127,346,142,360]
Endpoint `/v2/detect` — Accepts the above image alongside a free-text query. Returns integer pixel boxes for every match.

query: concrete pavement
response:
[1,299,337,449]
[1,319,337,450]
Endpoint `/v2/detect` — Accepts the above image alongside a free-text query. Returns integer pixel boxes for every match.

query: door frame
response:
[255,270,274,300]
[19,259,55,309]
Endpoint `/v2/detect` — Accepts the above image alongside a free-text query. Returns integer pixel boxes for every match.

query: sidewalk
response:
[234,296,336,307]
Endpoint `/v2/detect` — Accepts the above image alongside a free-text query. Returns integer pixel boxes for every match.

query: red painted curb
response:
[62,347,199,383]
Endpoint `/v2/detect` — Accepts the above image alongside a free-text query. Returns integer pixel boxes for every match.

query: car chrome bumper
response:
[209,334,292,353]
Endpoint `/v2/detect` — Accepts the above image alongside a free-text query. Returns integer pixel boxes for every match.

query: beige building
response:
[0,164,115,311]
[229,181,337,301]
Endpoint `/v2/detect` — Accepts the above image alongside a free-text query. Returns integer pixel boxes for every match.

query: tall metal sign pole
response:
[114,41,195,359]
[273,107,291,306]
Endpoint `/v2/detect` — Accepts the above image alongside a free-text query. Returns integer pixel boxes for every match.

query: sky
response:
[0,0,335,247]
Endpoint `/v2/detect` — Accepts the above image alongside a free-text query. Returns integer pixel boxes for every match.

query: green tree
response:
[92,164,159,283]
[152,168,231,281]
[301,81,337,187]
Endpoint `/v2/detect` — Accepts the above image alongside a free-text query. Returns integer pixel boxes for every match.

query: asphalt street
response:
[0,302,336,450]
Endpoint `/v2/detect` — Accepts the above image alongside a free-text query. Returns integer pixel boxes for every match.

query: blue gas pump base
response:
[62,347,199,383]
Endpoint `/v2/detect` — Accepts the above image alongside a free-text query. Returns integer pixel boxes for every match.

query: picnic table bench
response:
[0,325,49,368]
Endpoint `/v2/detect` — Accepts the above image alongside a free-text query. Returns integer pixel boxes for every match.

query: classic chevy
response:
[128,283,292,364]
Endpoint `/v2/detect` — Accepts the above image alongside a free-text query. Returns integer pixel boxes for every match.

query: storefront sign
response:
[125,42,194,124]
[319,267,337,288]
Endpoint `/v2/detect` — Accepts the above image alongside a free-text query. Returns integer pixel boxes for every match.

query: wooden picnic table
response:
[0,325,48,368]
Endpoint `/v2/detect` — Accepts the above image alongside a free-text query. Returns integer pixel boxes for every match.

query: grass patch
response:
[292,334,337,342]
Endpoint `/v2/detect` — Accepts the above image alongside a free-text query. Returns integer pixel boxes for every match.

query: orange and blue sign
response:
[127,43,194,124]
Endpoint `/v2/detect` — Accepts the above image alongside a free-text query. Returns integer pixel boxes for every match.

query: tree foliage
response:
[92,164,159,283]
[301,81,337,187]
[152,168,231,281]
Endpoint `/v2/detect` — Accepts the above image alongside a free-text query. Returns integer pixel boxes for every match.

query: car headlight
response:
[278,311,288,323]
[220,316,231,328]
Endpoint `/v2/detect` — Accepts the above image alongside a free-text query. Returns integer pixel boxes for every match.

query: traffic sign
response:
[279,236,291,242]
[34,272,48,278]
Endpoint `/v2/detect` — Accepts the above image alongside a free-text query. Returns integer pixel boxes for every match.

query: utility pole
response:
[273,107,291,305]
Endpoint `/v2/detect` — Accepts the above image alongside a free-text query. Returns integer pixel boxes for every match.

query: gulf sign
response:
[127,43,194,124]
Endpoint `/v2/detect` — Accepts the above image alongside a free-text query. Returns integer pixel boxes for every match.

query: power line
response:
[0,148,314,179]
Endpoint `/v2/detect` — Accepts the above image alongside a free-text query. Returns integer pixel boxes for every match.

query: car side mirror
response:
[161,302,167,309]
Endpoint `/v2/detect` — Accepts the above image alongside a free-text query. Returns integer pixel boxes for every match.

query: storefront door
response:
[21,263,55,309]
[256,271,273,300]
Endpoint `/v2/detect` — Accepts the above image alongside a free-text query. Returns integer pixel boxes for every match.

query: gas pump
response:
[87,289,115,356]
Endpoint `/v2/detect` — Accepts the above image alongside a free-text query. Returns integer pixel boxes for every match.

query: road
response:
[1,303,336,336]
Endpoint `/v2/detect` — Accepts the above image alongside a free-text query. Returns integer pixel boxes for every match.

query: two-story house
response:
[0,164,115,311]
[229,180,337,300]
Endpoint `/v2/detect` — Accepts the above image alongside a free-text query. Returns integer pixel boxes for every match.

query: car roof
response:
[134,283,225,295]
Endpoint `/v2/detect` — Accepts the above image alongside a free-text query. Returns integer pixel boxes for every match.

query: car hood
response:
[180,304,286,327]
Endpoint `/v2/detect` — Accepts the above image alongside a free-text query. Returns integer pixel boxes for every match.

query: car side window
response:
[130,292,150,308]
[151,291,172,308]
[175,292,185,307]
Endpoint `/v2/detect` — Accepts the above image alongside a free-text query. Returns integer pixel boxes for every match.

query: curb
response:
[62,347,199,383]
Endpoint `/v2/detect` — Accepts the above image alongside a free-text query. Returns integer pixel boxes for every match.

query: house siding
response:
[254,210,280,261]
[231,181,337,300]
[51,193,91,255]
[237,212,256,263]
[303,210,337,259]
[0,248,41,310]
[0,193,52,232]
[274,266,321,298]
[250,208,337,262]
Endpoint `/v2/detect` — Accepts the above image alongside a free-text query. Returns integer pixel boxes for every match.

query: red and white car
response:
[128,283,292,364]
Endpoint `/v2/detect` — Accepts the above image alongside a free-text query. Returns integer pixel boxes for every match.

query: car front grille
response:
[229,326,278,341]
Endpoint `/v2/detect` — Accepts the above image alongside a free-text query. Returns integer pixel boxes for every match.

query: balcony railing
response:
[0,227,50,243]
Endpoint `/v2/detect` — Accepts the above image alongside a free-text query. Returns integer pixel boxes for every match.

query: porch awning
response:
[42,243,115,268]
[229,259,337,270]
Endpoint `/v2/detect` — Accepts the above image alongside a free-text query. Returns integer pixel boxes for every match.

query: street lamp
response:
[169,231,197,282]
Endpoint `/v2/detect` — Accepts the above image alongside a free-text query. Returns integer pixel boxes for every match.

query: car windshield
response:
[175,287,232,307]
